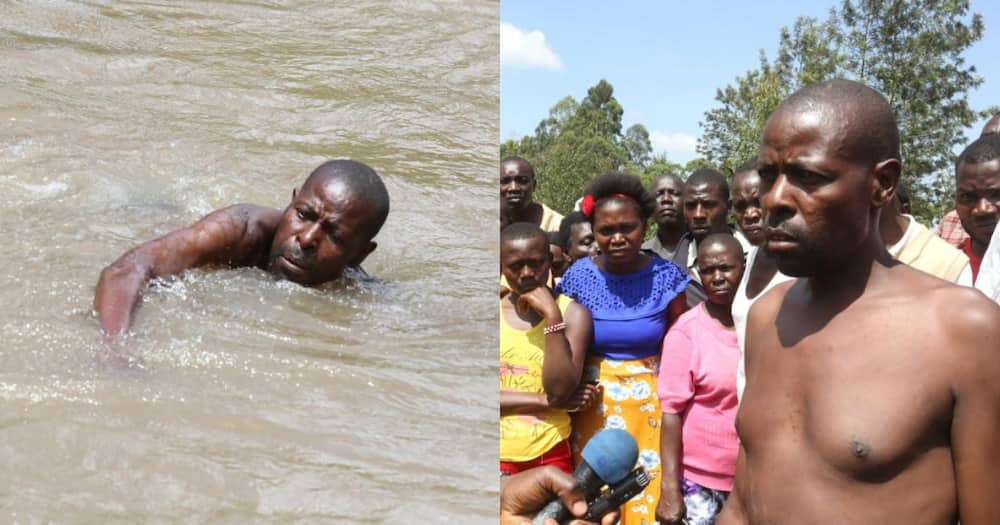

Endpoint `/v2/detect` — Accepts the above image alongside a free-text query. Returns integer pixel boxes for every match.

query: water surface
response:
[0,1,498,521]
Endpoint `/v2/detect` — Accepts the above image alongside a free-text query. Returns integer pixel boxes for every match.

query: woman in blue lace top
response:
[557,172,689,525]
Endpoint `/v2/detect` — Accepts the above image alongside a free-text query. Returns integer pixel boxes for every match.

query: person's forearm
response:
[660,413,684,492]
[540,310,580,404]
[500,391,548,415]
[94,254,153,338]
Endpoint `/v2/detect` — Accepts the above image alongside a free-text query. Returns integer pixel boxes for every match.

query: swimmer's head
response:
[268,159,390,285]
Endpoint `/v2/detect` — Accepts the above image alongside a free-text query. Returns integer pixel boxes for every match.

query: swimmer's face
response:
[268,176,377,286]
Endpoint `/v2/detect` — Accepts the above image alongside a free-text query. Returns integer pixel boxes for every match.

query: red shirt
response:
[963,237,983,282]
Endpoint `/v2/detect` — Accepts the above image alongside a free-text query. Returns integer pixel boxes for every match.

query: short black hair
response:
[558,211,588,250]
[957,133,1000,172]
[501,222,547,247]
[896,180,910,205]
[546,230,564,247]
[774,79,900,163]
[583,172,656,221]
[734,158,758,176]
[698,232,745,262]
[500,156,535,177]
[307,159,390,241]
[686,168,729,200]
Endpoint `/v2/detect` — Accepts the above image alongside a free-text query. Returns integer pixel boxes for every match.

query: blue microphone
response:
[531,429,638,525]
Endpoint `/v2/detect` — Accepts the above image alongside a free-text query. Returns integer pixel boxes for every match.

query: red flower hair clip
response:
[581,194,595,217]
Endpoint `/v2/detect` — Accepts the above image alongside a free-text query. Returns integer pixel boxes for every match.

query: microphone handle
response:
[531,462,603,525]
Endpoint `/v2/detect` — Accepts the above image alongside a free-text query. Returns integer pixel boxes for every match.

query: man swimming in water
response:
[94,159,390,338]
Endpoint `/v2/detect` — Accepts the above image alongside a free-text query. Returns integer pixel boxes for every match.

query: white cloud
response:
[650,131,699,162]
[500,22,562,70]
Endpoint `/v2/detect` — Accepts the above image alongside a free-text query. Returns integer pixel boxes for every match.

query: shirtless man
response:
[719,79,1000,524]
[95,159,390,338]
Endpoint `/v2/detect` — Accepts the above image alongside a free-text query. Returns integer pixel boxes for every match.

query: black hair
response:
[583,172,656,221]
[775,79,900,163]
[501,222,547,247]
[652,171,683,186]
[500,156,535,177]
[698,232,745,263]
[957,133,1000,173]
[896,180,910,205]
[733,158,758,177]
[557,211,588,250]
[307,159,390,241]
[687,168,729,200]
[545,230,564,247]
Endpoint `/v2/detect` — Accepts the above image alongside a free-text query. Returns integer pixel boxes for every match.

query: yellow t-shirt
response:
[500,294,573,462]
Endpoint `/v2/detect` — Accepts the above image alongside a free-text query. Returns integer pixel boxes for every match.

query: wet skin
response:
[95,173,377,338]
[718,102,1000,525]
[955,158,1000,257]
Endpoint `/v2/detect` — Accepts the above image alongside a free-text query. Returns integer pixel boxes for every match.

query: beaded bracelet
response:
[543,322,567,335]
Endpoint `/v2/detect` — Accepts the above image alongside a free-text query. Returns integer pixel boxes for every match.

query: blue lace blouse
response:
[557,256,689,360]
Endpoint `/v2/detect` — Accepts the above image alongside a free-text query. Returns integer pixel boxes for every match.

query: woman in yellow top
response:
[500,222,596,475]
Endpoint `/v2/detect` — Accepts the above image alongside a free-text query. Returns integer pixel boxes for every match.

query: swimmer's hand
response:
[500,466,620,525]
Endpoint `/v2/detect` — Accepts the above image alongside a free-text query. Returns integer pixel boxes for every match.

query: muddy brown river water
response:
[0,1,497,521]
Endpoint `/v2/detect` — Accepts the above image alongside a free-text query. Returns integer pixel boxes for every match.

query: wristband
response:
[543,322,566,335]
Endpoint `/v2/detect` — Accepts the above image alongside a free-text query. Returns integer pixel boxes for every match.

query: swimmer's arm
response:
[716,447,749,524]
[542,302,592,406]
[951,295,1000,524]
[94,204,277,337]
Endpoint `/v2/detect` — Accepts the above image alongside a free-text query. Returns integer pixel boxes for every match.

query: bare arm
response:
[716,447,749,524]
[950,292,1000,524]
[542,301,592,406]
[501,391,550,415]
[655,413,686,524]
[94,204,277,338]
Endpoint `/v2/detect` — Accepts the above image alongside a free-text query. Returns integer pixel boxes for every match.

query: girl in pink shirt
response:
[656,234,745,525]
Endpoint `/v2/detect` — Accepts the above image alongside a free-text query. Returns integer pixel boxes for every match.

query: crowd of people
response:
[499,79,1000,525]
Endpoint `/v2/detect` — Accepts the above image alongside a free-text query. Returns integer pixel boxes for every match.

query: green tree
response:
[698,0,988,223]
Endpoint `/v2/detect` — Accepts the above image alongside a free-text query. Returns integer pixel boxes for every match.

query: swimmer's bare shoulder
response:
[94,203,282,338]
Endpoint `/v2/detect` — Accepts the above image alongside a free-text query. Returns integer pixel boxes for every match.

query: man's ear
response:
[350,241,377,267]
[872,158,901,209]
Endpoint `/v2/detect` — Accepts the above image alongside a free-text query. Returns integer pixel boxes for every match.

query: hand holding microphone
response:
[530,429,647,525]
[500,466,620,525]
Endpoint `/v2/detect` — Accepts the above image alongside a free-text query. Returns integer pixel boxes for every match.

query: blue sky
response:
[501,1,1000,165]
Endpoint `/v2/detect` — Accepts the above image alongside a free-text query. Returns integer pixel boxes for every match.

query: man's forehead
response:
[685,183,722,199]
[501,161,531,176]
[762,106,831,154]
[654,176,682,190]
[958,158,1000,186]
[502,235,547,255]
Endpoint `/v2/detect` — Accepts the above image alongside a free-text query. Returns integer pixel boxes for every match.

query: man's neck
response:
[971,236,989,258]
[502,202,542,226]
[807,235,893,301]
[656,224,685,251]
[879,212,908,248]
